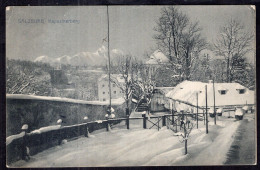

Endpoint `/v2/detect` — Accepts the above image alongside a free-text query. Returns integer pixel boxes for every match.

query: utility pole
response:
[205,85,208,134]
[107,6,112,115]
[213,78,216,125]
[196,92,198,129]
[184,123,187,155]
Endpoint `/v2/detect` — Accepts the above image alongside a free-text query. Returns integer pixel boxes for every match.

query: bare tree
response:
[170,114,195,155]
[107,55,137,116]
[108,56,157,114]
[213,19,254,82]
[132,62,157,109]
[6,59,52,96]
[154,6,207,80]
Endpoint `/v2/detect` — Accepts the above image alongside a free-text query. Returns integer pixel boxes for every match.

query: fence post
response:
[175,116,178,132]
[83,117,89,137]
[143,113,147,129]
[162,115,166,127]
[57,119,63,145]
[180,111,184,130]
[21,124,30,161]
[157,117,160,131]
[127,115,130,129]
[172,111,174,125]
[196,92,199,129]
[106,120,110,131]
[184,124,188,155]
[205,85,209,134]
[84,124,89,137]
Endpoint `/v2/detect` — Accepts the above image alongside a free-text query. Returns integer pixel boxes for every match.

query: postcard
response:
[6,5,256,167]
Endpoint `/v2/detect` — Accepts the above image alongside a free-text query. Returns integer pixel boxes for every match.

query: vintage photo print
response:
[6,6,256,167]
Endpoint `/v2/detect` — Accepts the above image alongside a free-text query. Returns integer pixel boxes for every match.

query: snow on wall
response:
[6,132,25,145]
[6,95,126,136]
[7,125,61,145]
[29,125,61,134]
[6,94,125,105]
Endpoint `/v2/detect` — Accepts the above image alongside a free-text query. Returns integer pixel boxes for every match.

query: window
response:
[114,91,116,94]
[237,89,245,94]
[102,84,105,87]
[103,92,105,94]
[219,90,227,95]
[113,84,116,87]
[103,98,106,101]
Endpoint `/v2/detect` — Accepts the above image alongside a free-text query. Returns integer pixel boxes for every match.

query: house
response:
[145,50,171,76]
[98,74,125,101]
[165,80,255,112]
[150,87,174,113]
[146,50,170,65]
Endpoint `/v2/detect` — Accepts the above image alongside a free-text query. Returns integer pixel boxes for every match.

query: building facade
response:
[98,74,124,101]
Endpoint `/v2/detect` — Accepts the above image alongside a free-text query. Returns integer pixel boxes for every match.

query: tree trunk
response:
[185,52,190,80]
[185,139,188,155]
[227,57,230,82]
[184,123,188,155]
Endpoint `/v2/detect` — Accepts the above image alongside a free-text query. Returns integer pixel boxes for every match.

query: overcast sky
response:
[6,6,255,62]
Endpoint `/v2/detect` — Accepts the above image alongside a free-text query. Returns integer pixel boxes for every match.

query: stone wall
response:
[7,99,126,136]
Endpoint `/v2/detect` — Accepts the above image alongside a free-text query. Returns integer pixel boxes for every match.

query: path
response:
[224,113,256,165]
[174,116,241,165]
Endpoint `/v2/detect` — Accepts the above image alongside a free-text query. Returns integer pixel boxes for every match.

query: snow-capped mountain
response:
[34,46,124,66]
[54,55,71,65]
[34,55,53,63]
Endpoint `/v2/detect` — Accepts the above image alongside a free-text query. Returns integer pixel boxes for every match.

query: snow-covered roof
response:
[166,81,255,108]
[6,94,125,106]
[146,50,169,65]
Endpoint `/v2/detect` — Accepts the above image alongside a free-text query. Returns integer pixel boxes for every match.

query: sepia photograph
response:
[6,5,256,167]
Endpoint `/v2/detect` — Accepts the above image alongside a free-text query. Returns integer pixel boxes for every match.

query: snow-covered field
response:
[10,113,246,167]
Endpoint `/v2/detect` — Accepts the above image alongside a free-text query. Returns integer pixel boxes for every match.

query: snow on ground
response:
[10,114,242,167]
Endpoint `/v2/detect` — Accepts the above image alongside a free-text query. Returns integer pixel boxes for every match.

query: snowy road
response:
[224,113,256,165]
[10,115,245,167]
[174,115,241,165]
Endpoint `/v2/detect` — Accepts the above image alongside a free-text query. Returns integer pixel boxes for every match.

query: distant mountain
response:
[34,55,53,63]
[34,46,124,66]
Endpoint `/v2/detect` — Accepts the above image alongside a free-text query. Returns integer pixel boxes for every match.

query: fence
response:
[7,120,116,164]
[6,112,207,165]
